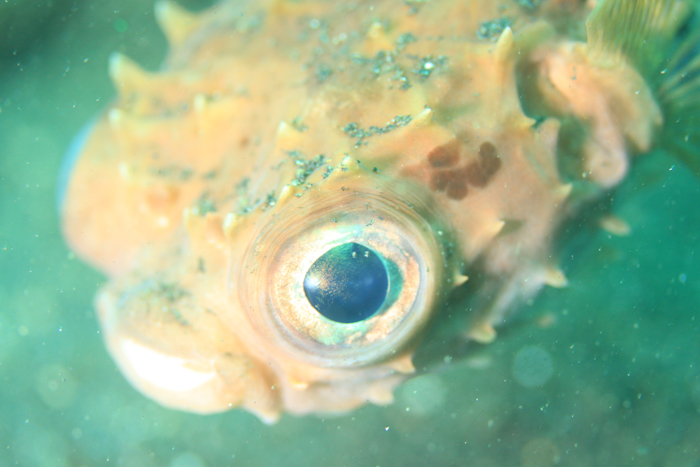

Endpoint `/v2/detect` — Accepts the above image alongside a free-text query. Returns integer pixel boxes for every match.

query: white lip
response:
[119,338,216,392]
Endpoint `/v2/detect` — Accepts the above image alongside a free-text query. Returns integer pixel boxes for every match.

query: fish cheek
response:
[93,250,282,420]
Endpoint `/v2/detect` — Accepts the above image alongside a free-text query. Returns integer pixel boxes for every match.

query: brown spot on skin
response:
[446,183,468,200]
[427,139,468,199]
[465,142,501,187]
[426,140,499,200]
[427,140,460,167]
[430,167,469,200]
[431,170,451,190]
[479,141,497,158]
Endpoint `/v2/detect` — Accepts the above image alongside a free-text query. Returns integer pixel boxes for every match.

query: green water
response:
[1,1,699,466]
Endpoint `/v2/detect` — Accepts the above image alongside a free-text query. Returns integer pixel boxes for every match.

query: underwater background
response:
[1,0,699,465]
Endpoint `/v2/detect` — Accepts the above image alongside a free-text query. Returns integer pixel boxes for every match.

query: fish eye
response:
[303,242,391,324]
[237,170,453,370]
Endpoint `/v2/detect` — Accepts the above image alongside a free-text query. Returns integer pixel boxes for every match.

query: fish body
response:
[60,0,699,422]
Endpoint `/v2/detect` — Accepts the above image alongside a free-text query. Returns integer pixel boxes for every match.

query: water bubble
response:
[170,452,207,467]
[512,346,553,388]
[521,438,559,467]
[111,401,182,445]
[114,18,128,33]
[35,364,78,409]
[15,424,70,467]
[397,374,446,416]
[0,312,20,360]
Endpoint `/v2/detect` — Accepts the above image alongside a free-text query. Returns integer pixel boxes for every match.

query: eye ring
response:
[236,170,453,370]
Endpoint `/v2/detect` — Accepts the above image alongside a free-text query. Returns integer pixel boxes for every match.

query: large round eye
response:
[304,242,389,324]
[236,169,453,369]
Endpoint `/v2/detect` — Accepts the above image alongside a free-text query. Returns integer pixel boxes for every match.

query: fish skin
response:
[60,0,671,420]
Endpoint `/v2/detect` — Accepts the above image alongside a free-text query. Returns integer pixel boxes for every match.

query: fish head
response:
[59,0,692,421]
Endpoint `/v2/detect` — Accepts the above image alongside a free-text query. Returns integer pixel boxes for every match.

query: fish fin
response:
[585,0,689,72]
[655,24,700,177]
[587,0,700,178]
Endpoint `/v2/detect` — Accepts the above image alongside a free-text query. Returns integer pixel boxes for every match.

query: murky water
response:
[1,1,699,466]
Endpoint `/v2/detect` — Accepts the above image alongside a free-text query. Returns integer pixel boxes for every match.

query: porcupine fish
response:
[59,0,700,422]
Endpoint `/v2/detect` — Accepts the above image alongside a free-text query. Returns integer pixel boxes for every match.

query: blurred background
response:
[1,1,699,466]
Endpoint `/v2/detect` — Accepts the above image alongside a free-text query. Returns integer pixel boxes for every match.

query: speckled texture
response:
[1,0,700,465]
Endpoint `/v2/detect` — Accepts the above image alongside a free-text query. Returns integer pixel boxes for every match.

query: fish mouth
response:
[233,159,460,371]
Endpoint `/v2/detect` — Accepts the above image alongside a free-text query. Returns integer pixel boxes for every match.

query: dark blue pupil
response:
[303,242,389,324]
